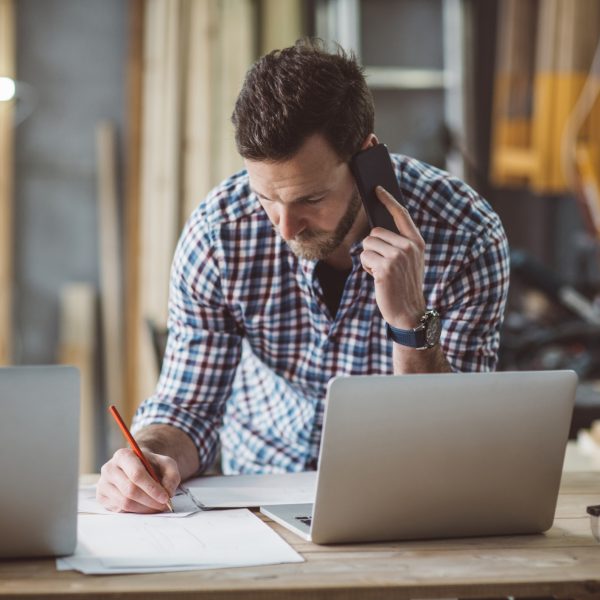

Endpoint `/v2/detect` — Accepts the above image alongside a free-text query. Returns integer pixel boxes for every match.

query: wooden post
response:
[260,0,303,55]
[215,0,255,183]
[133,0,259,422]
[0,0,15,365]
[58,284,97,474]
[551,0,600,191]
[96,121,125,418]
[124,0,144,424]
[181,0,216,222]
[490,0,538,187]
[137,0,185,405]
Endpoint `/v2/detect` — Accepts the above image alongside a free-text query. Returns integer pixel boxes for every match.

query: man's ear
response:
[359,133,379,151]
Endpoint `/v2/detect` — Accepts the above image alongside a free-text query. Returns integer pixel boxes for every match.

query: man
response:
[98,40,509,513]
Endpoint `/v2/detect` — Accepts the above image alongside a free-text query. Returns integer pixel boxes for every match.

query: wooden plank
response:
[0,0,15,365]
[58,284,96,474]
[215,0,255,183]
[531,0,561,192]
[182,0,258,224]
[134,0,258,415]
[124,0,144,424]
[137,0,163,406]
[0,470,600,598]
[261,0,303,55]
[137,0,185,404]
[2,498,600,599]
[181,0,215,222]
[550,0,600,191]
[96,121,125,418]
[489,0,537,187]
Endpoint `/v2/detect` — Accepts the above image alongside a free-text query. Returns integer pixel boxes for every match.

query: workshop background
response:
[1,0,599,470]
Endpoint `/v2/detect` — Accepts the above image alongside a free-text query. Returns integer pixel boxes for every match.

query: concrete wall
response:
[14,0,126,364]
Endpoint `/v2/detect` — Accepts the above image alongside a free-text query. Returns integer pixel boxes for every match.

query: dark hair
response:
[231,38,374,162]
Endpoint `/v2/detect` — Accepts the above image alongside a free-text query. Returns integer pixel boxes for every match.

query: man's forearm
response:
[392,343,453,374]
[136,424,200,481]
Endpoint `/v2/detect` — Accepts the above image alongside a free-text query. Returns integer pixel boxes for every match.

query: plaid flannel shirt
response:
[132,154,510,475]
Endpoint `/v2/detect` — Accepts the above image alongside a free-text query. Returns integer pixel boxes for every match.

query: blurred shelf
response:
[364,66,446,90]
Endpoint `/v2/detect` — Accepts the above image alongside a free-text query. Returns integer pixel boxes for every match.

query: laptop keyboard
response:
[295,516,312,527]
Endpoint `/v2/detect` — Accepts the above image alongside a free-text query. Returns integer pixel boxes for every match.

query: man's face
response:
[245,134,366,261]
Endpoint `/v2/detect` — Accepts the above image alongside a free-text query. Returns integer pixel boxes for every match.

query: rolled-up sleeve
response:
[437,222,510,373]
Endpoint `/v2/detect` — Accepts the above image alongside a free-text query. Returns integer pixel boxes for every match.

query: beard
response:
[282,190,362,261]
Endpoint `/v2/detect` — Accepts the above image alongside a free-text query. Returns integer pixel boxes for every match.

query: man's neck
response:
[323,209,369,271]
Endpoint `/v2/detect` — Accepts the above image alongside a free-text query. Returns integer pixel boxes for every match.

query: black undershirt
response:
[315,261,352,318]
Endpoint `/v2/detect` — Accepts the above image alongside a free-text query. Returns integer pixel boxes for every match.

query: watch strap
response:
[386,322,427,348]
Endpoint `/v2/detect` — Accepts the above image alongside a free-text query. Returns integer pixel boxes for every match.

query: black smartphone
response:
[349,143,404,234]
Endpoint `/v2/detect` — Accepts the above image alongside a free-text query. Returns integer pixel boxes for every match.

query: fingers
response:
[110,459,169,510]
[96,481,165,514]
[361,249,391,280]
[97,447,178,513]
[152,453,181,497]
[375,186,423,244]
[362,231,415,258]
[360,232,424,283]
[361,229,423,278]
[117,448,170,501]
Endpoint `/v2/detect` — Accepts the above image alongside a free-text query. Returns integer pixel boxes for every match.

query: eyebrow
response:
[251,187,329,204]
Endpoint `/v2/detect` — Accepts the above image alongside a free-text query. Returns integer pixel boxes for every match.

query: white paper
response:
[78,485,201,517]
[184,471,317,508]
[57,509,303,574]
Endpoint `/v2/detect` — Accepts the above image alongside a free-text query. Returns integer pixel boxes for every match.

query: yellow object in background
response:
[490,0,600,196]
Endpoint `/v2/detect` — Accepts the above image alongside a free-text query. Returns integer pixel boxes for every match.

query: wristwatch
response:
[386,309,441,349]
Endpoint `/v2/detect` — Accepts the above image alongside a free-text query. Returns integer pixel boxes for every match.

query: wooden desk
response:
[1,471,600,600]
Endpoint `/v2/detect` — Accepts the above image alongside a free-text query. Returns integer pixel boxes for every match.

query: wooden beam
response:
[182,0,215,222]
[96,121,125,419]
[133,0,259,420]
[124,0,144,424]
[58,284,96,474]
[0,0,15,365]
[215,0,256,183]
[531,0,561,192]
[489,0,537,187]
[551,0,600,191]
[261,0,303,55]
[137,0,185,405]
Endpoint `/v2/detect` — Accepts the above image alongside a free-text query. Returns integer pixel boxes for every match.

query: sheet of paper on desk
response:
[184,470,317,508]
[77,485,201,517]
[56,509,303,574]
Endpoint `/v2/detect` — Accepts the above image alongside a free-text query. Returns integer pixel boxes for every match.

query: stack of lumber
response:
[125,0,257,423]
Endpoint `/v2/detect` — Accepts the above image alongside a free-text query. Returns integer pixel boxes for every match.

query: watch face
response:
[425,313,441,347]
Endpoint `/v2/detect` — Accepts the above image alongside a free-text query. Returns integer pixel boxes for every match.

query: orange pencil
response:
[108,405,174,513]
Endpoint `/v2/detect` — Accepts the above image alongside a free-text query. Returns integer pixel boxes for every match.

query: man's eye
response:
[305,197,324,205]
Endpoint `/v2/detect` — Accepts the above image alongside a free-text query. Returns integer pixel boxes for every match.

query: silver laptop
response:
[0,366,79,557]
[261,370,577,544]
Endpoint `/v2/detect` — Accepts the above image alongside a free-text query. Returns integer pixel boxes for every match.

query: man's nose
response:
[277,207,304,241]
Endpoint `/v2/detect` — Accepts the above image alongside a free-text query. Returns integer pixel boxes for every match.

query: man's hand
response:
[360,185,427,328]
[96,447,181,513]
